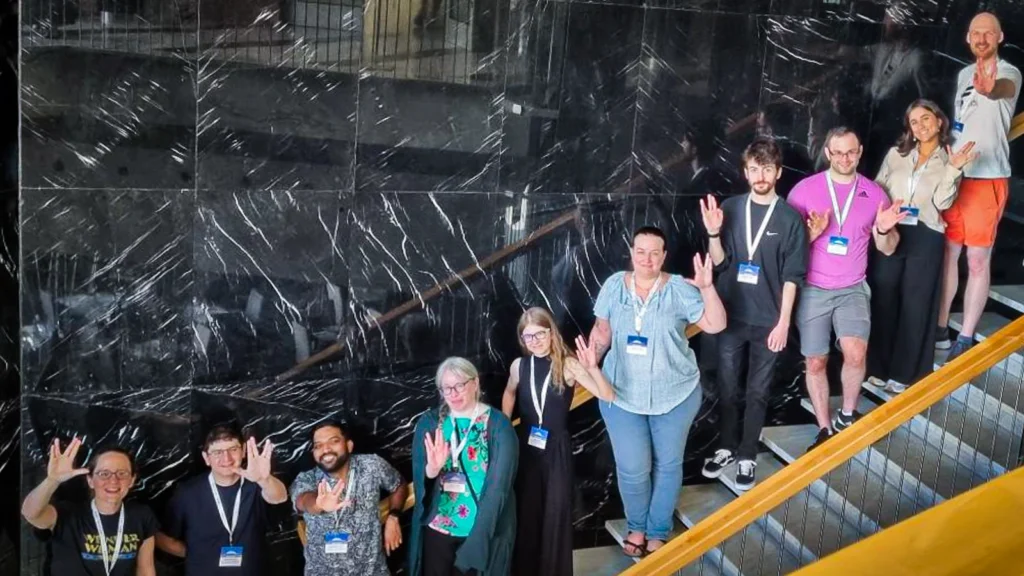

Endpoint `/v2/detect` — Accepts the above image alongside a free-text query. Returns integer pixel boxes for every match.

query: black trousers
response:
[867,223,945,384]
[717,321,779,461]
[423,527,477,576]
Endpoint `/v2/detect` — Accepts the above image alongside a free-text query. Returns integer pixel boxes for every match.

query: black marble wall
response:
[12,0,1024,573]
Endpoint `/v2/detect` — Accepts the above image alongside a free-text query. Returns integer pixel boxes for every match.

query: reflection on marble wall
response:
[14,0,1024,572]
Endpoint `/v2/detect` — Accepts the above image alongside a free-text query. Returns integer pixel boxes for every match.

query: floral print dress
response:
[428,408,491,537]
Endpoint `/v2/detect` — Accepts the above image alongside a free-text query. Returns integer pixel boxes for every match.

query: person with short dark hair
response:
[21,437,159,576]
[699,137,809,489]
[292,421,408,576]
[588,226,726,556]
[156,425,287,575]
[868,100,978,393]
[787,128,907,451]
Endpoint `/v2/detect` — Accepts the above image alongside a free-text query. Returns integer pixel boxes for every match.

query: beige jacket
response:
[874,146,963,234]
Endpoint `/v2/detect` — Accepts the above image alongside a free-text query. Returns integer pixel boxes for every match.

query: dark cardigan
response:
[407,405,519,576]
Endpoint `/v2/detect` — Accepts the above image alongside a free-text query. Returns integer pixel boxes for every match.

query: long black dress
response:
[513,354,573,576]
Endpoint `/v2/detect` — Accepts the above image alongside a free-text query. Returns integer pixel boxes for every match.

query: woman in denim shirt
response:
[589,226,727,557]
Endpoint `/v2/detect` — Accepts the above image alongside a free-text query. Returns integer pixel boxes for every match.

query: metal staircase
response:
[573,285,1024,575]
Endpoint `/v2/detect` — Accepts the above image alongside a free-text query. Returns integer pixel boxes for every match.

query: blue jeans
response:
[599,388,702,540]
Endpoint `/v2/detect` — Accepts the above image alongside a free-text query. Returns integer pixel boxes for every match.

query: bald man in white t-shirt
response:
[937,12,1021,363]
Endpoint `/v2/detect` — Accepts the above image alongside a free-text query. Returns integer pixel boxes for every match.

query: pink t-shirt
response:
[787,171,890,290]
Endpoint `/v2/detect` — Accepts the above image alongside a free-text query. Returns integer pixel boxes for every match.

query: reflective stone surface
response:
[10,0,1024,572]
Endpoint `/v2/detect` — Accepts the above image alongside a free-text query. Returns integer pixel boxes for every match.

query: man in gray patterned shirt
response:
[291,421,408,576]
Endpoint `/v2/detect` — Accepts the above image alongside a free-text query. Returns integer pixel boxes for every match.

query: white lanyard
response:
[628,274,662,334]
[208,474,244,544]
[448,404,483,471]
[906,149,934,206]
[745,194,779,261]
[529,356,552,427]
[90,501,125,576]
[825,172,858,236]
[329,463,356,528]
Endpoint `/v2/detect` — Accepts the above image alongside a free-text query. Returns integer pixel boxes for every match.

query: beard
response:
[317,451,350,474]
[751,182,774,195]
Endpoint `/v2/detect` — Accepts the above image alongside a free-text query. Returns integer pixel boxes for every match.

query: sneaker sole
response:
[935,340,952,350]
[701,467,727,479]
[734,480,755,491]
[833,420,852,431]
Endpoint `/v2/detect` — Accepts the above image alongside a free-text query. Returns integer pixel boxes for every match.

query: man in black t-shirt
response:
[156,425,288,576]
[21,438,159,576]
[698,137,809,490]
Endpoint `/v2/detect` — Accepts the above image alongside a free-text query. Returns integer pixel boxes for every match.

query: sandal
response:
[622,534,647,558]
[646,539,666,554]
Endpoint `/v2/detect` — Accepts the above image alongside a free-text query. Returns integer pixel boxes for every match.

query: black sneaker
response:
[833,409,862,431]
[806,428,832,453]
[935,326,952,350]
[735,460,756,491]
[701,449,735,479]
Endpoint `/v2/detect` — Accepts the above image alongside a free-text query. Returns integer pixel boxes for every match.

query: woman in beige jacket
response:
[868,99,977,393]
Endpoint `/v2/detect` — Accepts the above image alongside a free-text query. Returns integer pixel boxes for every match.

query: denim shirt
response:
[594,271,705,415]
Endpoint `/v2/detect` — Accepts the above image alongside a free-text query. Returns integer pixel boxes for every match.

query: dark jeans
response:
[867,223,944,384]
[717,321,779,461]
[422,527,477,576]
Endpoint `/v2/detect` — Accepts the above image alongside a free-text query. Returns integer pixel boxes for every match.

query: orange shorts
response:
[943,177,1009,248]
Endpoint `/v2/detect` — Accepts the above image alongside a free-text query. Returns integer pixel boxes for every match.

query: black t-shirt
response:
[164,474,268,576]
[714,194,809,328]
[49,500,159,576]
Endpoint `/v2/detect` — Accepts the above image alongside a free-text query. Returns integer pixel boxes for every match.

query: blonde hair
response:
[435,357,482,419]
[516,307,574,393]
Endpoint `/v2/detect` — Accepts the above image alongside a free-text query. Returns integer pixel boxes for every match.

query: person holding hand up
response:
[409,357,518,576]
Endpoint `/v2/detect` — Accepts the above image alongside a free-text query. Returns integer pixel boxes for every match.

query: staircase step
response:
[941,361,1024,424]
[714,452,864,564]
[800,396,944,510]
[573,546,639,576]
[989,285,1024,315]
[864,380,1022,472]
[603,518,719,575]
[949,312,1023,377]
[676,483,802,575]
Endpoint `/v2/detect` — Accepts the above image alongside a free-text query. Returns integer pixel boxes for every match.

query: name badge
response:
[899,206,919,226]
[952,121,964,137]
[626,335,649,356]
[219,546,244,567]
[324,532,350,554]
[528,426,549,449]
[441,471,468,494]
[826,236,849,256]
[737,262,760,285]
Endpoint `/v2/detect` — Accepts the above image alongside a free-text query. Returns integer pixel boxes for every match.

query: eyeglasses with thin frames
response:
[521,329,550,344]
[207,445,243,459]
[440,378,474,397]
[93,470,132,481]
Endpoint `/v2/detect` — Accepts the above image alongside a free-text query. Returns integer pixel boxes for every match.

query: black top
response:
[714,194,808,328]
[164,474,268,576]
[49,500,159,576]
[516,355,571,436]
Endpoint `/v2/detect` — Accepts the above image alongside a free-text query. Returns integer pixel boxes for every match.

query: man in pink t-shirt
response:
[787,127,906,451]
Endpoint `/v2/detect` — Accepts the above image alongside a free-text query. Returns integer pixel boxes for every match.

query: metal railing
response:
[626,316,1024,576]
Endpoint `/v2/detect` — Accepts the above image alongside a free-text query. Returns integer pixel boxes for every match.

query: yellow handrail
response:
[624,316,1024,575]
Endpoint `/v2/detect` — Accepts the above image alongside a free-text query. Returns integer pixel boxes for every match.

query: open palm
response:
[47,437,89,484]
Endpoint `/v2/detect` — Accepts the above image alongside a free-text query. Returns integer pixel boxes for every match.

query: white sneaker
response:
[885,380,907,394]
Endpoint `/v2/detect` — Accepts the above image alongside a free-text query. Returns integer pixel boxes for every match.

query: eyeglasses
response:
[521,329,550,344]
[828,149,860,159]
[440,378,474,397]
[207,446,243,459]
[93,470,132,481]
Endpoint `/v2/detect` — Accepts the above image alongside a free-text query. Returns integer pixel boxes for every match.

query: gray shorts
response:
[796,282,871,357]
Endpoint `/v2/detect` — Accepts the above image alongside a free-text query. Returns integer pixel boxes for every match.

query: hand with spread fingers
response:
[423,429,451,479]
[46,437,90,484]
[947,142,978,170]
[315,478,348,513]
[574,335,598,370]
[972,58,997,96]
[700,194,724,236]
[806,209,831,243]
[875,199,907,233]
[685,253,715,290]
[235,437,274,484]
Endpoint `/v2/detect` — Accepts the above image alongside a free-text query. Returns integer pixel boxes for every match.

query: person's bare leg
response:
[805,355,832,430]
[839,337,868,414]
[959,246,992,337]
[937,241,963,329]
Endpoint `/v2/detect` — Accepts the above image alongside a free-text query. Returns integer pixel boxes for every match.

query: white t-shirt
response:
[953,59,1022,179]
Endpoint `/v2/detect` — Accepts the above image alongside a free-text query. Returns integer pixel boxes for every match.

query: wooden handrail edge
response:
[623,315,1024,575]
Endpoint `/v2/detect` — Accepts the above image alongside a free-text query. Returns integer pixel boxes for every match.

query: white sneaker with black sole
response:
[701,449,735,479]
[735,459,756,491]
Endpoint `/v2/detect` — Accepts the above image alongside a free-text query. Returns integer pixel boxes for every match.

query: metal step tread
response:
[604,518,720,575]
[943,361,1024,420]
[989,285,1024,315]
[864,380,1021,472]
[573,546,643,576]
[715,452,864,563]
[676,483,802,576]
[801,396,947,509]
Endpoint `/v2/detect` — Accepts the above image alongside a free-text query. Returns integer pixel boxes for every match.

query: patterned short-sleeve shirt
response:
[289,454,403,576]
